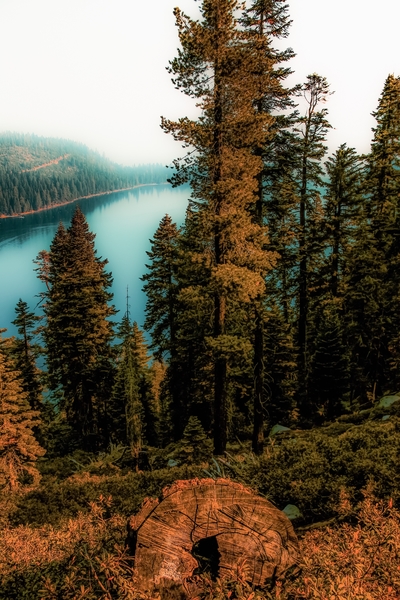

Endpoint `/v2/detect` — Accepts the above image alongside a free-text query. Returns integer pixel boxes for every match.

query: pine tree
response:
[367,75,400,393]
[141,215,183,438]
[39,207,115,448]
[294,73,332,422]
[131,322,158,447]
[110,316,157,452]
[343,213,389,405]
[166,207,216,439]
[178,415,211,464]
[10,299,42,411]
[323,145,365,298]
[163,0,276,454]
[142,215,180,361]
[309,303,350,421]
[148,359,166,444]
[263,303,297,426]
[0,347,45,492]
[240,0,297,453]
[368,74,400,230]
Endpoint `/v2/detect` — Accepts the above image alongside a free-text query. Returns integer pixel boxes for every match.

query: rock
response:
[283,504,302,520]
[269,424,291,436]
[127,478,301,596]
[378,394,400,409]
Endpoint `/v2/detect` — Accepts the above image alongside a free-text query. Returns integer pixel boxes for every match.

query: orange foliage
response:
[1,488,399,599]
[0,495,125,578]
[281,485,400,600]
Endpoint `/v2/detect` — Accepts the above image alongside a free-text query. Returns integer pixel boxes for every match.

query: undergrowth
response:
[0,488,399,599]
[2,418,400,598]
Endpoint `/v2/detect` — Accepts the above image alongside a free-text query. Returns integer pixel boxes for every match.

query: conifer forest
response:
[1,0,400,598]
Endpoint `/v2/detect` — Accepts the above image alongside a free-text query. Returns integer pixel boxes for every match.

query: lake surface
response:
[0,184,189,338]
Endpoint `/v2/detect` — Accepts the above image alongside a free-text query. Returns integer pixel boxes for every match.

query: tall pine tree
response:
[110,316,152,453]
[240,0,297,453]
[38,207,115,449]
[294,73,332,422]
[163,0,276,454]
[367,75,400,394]
[323,144,365,299]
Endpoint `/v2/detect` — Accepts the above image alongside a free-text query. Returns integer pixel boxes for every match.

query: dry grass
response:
[279,485,400,600]
[0,495,125,577]
[0,487,399,599]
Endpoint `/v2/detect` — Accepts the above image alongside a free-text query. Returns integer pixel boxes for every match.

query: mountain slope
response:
[0,133,169,216]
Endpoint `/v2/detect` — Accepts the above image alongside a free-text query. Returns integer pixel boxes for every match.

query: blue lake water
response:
[0,184,189,338]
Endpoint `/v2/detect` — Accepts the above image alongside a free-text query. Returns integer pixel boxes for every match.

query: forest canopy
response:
[0,0,399,460]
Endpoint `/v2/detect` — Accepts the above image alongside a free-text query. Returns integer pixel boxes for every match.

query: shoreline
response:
[0,183,168,219]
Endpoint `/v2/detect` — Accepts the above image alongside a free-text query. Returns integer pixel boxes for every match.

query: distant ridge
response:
[0,133,169,216]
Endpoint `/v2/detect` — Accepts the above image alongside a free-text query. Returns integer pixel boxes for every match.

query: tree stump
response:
[127,478,300,596]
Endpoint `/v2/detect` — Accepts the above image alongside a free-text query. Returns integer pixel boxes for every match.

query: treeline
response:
[0,207,164,490]
[1,0,400,491]
[0,133,169,215]
[149,0,400,456]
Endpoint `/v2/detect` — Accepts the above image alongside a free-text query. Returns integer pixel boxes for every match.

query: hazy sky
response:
[0,0,398,166]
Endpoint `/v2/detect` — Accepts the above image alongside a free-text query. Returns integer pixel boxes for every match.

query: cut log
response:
[127,478,300,596]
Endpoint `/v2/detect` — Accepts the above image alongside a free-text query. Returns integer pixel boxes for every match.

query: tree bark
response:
[128,478,301,596]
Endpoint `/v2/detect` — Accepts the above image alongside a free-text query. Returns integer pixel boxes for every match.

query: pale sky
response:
[0,0,398,166]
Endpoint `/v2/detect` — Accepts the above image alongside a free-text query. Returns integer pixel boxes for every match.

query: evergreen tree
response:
[38,207,115,449]
[367,75,400,393]
[342,76,400,403]
[147,358,166,445]
[343,213,389,404]
[309,303,350,421]
[294,73,332,422]
[263,304,297,426]
[163,0,276,454]
[0,347,45,492]
[142,215,180,361]
[323,145,365,298]
[167,207,215,439]
[177,415,211,464]
[110,316,156,451]
[368,74,400,230]
[240,0,297,453]
[131,322,158,448]
[141,215,183,438]
[10,299,42,411]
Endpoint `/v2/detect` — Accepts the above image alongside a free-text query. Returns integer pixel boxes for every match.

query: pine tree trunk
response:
[252,157,265,454]
[253,306,264,454]
[298,157,308,415]
[331,202,341,297]
[214,294,227,455]
[212,16,227,456]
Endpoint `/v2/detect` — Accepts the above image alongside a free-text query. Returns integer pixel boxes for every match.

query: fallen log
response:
[127,478,300,596]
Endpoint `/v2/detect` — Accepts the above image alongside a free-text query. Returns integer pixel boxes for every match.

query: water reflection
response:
[0,184,189,336]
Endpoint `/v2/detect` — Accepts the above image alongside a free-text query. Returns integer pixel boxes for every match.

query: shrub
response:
[9,464,205,528]
[282,487,400,599]
[210,418,400,523]
[1,487,399,598]
[0,496,132,600]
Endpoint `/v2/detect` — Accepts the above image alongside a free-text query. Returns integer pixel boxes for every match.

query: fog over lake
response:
[0,184,189,337]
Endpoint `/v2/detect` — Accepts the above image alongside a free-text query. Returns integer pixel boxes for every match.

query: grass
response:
[1,417,400,598]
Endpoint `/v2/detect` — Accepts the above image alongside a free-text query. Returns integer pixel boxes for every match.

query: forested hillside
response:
[1,0,400,597]
[0,133,168,215]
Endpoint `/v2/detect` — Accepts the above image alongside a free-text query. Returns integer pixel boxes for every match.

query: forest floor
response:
[1,410,400,599]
